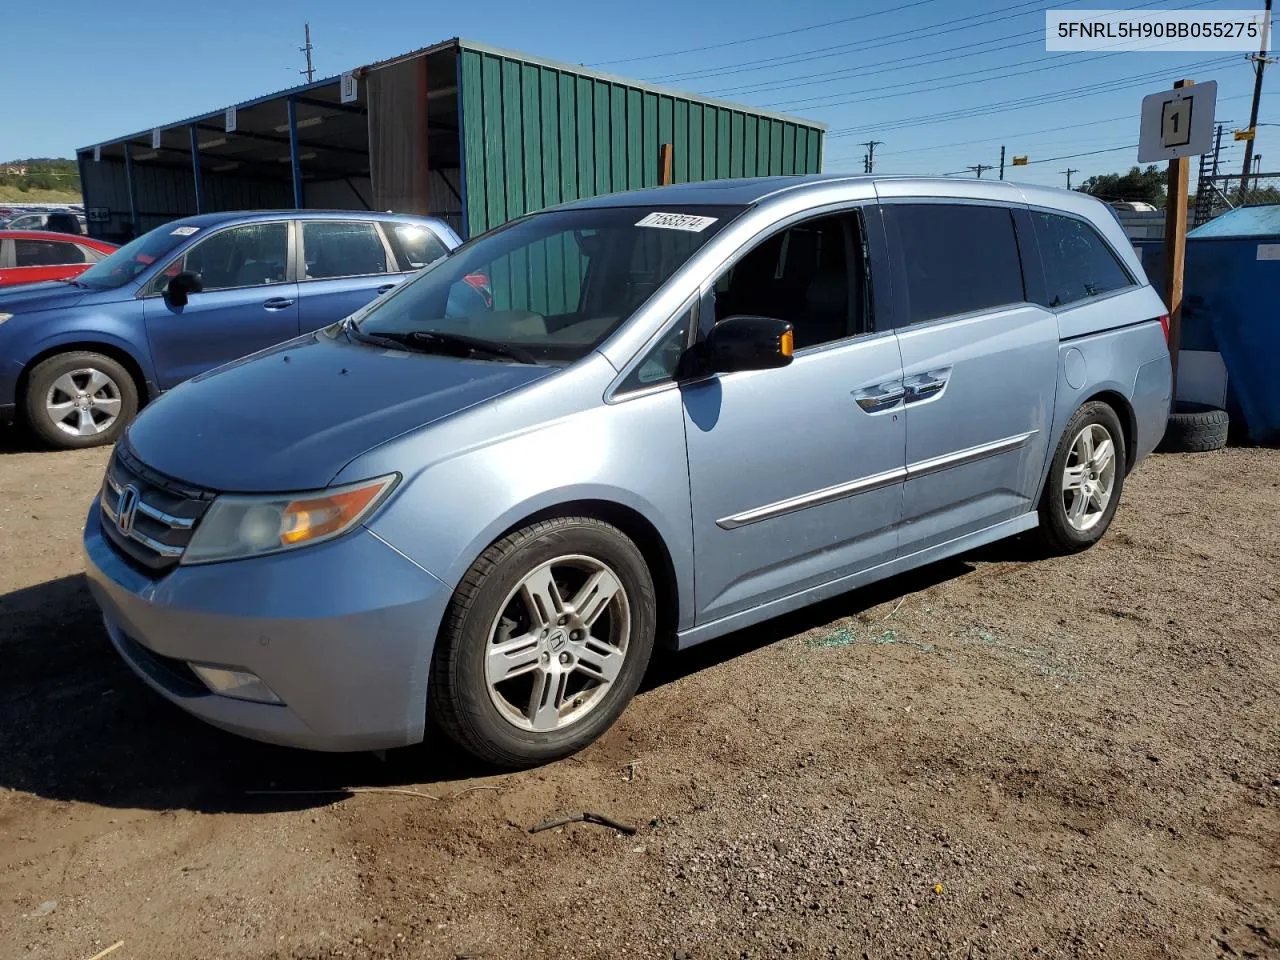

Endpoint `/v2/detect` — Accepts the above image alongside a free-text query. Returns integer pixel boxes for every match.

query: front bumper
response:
[83,500,451,751]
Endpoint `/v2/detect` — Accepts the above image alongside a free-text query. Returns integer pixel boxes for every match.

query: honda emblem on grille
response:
[116,484,140,537]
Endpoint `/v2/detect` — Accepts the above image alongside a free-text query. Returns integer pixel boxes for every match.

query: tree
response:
[1077,165,1167,207]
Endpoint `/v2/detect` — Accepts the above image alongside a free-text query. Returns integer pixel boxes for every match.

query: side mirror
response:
[701,315,794,374]
[165,271,203,308]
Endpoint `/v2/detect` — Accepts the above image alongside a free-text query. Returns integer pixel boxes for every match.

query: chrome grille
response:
[99,444,216,574]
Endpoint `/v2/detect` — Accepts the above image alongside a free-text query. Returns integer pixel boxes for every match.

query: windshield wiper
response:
[347,324,539,364]
[407,330,539,364]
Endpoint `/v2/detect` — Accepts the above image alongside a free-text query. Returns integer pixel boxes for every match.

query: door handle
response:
[376,283,396,295]
[903,375,947,403]
[853,381,906,413]
[263,297,296,310]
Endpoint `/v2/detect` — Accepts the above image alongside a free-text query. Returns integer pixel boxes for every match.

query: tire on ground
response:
[1156,401,1229,454]
[428,516,657,769]
[1036,400,1127,555]
[23,351,139,450]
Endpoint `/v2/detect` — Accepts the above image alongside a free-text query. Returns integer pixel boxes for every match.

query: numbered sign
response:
[226,106,237,133]
[340,72,357,104]
[1138,81,1216,162]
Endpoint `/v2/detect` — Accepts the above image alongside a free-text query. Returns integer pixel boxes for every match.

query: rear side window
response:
[15,239,86,266]
[383,222,450,270]
[302,221,389,279]
[883,203,1025,326]
[1032,211,1134,308]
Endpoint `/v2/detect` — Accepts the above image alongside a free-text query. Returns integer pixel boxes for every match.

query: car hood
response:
[0,281,96,312]
[125,330,558,492]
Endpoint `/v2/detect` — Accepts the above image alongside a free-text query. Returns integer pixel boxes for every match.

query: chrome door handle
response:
[263,297,296,310]
[854,381,906,413]
[904,377,946,402]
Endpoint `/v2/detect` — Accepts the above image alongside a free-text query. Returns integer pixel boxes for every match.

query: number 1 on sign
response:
[1161,98,1192,149]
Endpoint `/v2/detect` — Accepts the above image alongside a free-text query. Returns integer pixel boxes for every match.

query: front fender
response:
[8,310,157,389]
[356,381,697,631]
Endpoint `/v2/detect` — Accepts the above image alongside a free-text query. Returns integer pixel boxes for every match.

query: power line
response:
[824,56,1238,139]
[644,0,1059,84]
[591,0,945,66]
[706,0,1207,101]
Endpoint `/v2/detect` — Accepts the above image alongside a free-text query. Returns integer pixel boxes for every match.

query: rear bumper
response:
[0,402,14,423]
[1132,354,1173,465]
[83,501,452,751]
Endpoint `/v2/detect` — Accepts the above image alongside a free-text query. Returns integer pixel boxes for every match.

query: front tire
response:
[24,351,137,449]
[1036,401,1127,554]
[428,517,657,769]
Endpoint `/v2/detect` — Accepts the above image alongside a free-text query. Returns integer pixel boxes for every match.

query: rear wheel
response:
[428,517,656,768]
[24,351,138,449]
[1035,401,1126,554]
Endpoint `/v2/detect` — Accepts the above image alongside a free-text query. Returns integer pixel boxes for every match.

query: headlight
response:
[0,313,13,325]
[181,474,398,565]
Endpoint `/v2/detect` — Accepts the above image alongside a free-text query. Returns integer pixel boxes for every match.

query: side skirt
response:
[673,511,1040,651]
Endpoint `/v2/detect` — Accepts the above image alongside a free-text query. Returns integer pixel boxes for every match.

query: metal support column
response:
[287,97,304,209]
[189,125,205,214]
[123,142,139,238]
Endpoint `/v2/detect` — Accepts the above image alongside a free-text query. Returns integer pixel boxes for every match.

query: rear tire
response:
[24,351,137,450]
[428,517,656,769]
[1035,401,1127,555]
[1156,401,1229,453]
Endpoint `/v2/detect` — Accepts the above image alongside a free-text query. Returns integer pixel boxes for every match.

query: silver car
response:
[84,175,1172,768]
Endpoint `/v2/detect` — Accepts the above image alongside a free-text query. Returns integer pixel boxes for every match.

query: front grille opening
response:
[99,445,216,577]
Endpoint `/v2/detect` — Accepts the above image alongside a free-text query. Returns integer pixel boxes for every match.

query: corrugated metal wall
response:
[81,156,294,241]
[458,45,824,237]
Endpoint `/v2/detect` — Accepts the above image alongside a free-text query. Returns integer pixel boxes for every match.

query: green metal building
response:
[78,38,825,242]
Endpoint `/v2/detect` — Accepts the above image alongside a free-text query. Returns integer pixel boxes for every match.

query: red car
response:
[0,230,118,287]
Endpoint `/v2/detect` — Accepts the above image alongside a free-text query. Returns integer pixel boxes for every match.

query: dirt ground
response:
[0,426,1277,960]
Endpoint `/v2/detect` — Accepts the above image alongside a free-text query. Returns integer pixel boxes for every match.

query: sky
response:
[0,0,1274,189]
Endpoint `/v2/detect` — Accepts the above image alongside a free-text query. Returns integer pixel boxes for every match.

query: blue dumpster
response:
[1129,206,1280,443]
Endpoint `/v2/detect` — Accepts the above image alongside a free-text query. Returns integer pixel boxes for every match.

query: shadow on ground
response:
[0,545,1002,814]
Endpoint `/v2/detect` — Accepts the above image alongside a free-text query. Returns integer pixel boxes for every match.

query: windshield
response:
[76,222,199,290]
[352,204,743,364]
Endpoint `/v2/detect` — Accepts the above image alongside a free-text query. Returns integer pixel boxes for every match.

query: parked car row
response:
[73,176,1172,770]
[0,209,87,234]
[0,230,117,287]
[0,210,462,448]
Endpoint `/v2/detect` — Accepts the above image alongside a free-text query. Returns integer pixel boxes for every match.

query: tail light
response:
[1157,314,1170,344]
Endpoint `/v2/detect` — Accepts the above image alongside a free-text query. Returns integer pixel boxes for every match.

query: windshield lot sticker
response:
[170,226,200,236]
[1258,244,1280,261]
[635,212,718,232]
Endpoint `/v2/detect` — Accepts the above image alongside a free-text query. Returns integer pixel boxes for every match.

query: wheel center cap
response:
[547,630,567,653]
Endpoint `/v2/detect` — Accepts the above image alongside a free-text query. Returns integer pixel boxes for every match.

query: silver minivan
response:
[84,175,1172,768]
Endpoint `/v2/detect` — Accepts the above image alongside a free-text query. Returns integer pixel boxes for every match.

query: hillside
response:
[0,157,81,204]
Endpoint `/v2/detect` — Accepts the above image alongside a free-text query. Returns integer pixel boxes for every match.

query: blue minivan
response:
[84,176,1172,768]
[0,210,461,448]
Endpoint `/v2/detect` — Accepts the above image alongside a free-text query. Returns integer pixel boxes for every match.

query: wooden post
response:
[659,143,673,186]
[1163,78,1193,401]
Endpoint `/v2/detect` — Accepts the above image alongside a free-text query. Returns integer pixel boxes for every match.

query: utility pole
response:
[1211,123,1224,175]
[968,163,994,178]
[1239,0,1273,195]
[999,145,1006,180]
[1062,167,1079,189]
[860,140,883,173]
[1255,154,1264,192]
[300,22,315,83]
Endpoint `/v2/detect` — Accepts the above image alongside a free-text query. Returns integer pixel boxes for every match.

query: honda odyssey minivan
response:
[84,175,1172,768]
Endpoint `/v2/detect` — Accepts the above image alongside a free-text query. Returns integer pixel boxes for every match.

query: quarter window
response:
[383,222,450,270]
[617,309,694,393]
[882,203,1025,326]
[302,221,389,279]
[154,222,289,293]
[1032,211,1133,308]
[15,239,85,266]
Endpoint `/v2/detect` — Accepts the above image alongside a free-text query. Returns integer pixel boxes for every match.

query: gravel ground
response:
[0,426,1277,960]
